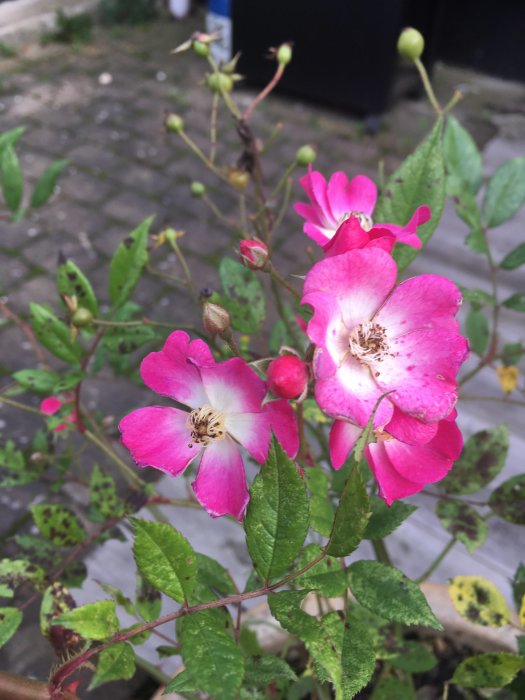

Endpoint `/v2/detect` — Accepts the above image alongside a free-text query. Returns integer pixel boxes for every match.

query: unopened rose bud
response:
[295,145,316,167]
[72,307,93,328]
[193,39,210,58]
[267,355,308,400]
[191,181,206,197]
[227,168,250,190]
[276,43,293,66]
[202,302,231,336]
[239,239,269,270]
[397,27,425,61]
[165,113,185,133]
[207,72,233,94]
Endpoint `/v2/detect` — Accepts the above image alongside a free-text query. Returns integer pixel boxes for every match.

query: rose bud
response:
[267,355,308,400]
[239,239,269,271]
[397,27,425,61]
[202,302,231,336]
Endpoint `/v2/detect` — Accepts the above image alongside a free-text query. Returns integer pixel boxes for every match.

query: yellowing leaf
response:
[519,594,525,628]
[496,365,519,394]
[449,576,510,627]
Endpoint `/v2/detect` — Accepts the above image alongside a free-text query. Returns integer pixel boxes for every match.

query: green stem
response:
[0,395,44,416]
[414,57,442,116]
[92,318,193,330]
[269,177,293,239]
[135,654,171,684]
[268,263,301,300]
[202,192,237,229]
[209,91,219,164]
[167,236,196,301]
[206,55,242,119]
[270,277,303,351]
[178,129,229,183]
[84,429,144,489]
[416,537,457,584]
[239,191,247,233]
[372,539,392,566]
[443,89,463,115]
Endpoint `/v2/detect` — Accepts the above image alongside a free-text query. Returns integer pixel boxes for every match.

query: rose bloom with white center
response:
[119,331,298,520]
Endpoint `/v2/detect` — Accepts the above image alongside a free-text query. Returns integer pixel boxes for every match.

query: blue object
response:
[208,0,231,18]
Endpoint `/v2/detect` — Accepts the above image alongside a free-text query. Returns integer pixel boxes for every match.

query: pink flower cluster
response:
[120,167,468,518]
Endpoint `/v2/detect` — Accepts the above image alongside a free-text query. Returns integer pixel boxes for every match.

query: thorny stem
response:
[74,326,107,433]
[49,551,327,690]
[414,57,442,116]
[415,537,457,584]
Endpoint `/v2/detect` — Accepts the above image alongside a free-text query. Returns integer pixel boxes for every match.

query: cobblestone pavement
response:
[0,7,524,693]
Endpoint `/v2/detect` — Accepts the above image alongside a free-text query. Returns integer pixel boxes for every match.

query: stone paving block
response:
[6,273,58,315]
[103,190,159,227]
[21,230,100,273]
[20,124,77,157]
[33,199,109,239]
[66,142,123,173]
[18,149,53,182]
[57,167,117,206]
[0,219,43,252]
[0,251,29,292]
[90,222,131,258]
[110,162,172,198]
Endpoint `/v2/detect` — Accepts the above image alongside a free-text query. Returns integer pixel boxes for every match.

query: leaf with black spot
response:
[449,576,510,627]
[108,217,152,308]
[435,499,488,553]
[0,558,45,598]
[31,504,85,547]
[490,475,525,525]
[57,258,98,317]
[0,439,44,487]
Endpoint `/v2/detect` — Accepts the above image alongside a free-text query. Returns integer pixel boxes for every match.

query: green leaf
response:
[0,144,23,213]
[268,590,319,640]
[295,544,347,597]
[341,607,376,698]
[136,571,161,622]
[244,656,297,688]
[54,600,119,641]
[444,115,483,194]
[30,303,81,365]
[96,581,134,616]
[503,293,525,312]
[441,425,509,494]
[163,669,197,694]
[108,217,152,308]
[89,643,135,689]
[309,612,344,691]
[435,499,488,553]
[452,653,525,688]
[512,563,525,610]
[13,368,61,395]
[219,258,265,333]
[57,258,98,316]
[177,609,244,700]
[13,535,85,588]
[364,496,417,540]
[244,439,309,581]
[102,324,156,354]
[0,559,45,598]
[31,504,85,547]
[191,552,236,604]
[449,576,510,627]
[131,518,197,603]
[0,126,26,152]
[375,119,445,271]
[466,309,489,356]
[0,608,22,648]
[325,466,370,557]
[51,369,86,393]
[371,677,416,699]
[386,640,437,672]
[482,158,525,228]
[490,475,525,524]
[348,561,442,629]
[30,159,69,209]
[501,342,525,366]
[0,439,44,487]
[449,184,485,253]
[305,467,334,536]
[89,465,122,519]
[500,243,525,270]
[459,287,496,306]
[40,582,76,636]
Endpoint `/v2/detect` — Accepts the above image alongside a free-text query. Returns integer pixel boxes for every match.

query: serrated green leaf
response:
[102,324,156,354]
[309,612,343,691]
[245,439,309,581]
[500,243,525,270]
[244,656,297,688]
[268,590,319,640]
[435,500,488,553]
[364,496,417,540]
[305,467,334,536]
[0,559,45,598]
[39,582,76,637]
[131,518,197,603]
[108,217,152,308]
[30,303,81,365]
[0,608,22,648]
[444,115,483,194]
[348,561,442,629]
[342,607,376,698]
[371,676,416,699]
[177,608,244,700]
[441,425,509,495]
[459,287,496,306]
[219,258,265,333]
[190,552,236,604]
[466,309,489,356]
[54,600,118,640]
[89,465,122,519]
[136,571,161,622]
[501,342,525,366]
[57,259,98,317]
[163,669,197,693]
[449,576,510,627]
[30,159,68,209]
[482,158,525,228]
[13,535,85,588]
[13,368,61,395]
[386,640,437,672]
[452,653,525,688]
[375,119,445,270]
[295,544,347,597]
[96,581,134,616]
[31,504,85,547]
[0,144,23,213]
[503,293,525,312]
[89,643,135,689]
[0,439,44,487]
[490,475,525,524]
[326,466,370,557]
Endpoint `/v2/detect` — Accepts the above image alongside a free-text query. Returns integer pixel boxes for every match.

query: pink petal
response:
[385,407,438,445]
[376,205,431,249]
[304,221,333,246]
[265,399,299,459]
[382,437,454,485]
[376,274,464,337]
[294,202,324,227]
[302,291,347,372]
[323,217,372,257]
[225,411,270,463]
[329,420,361,470]
[366,442,423,505]
[199,358,266,414]
[305,169,334,225]
[303,249,397,331]
[140,331,209,409]
[119,406,199,476]
[345,175,377,216]
[326,171,351,220]
[192,437,249,520]
[41,397,62,415]
[375,327,468,422]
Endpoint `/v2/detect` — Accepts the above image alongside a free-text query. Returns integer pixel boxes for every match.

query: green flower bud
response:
[397,27,425,61]
[191,181,206,197]
[295,144,316,167]
[207,72,233,94]
[193,40,210,58]
[276,43,292,66]
[165,113,185,133]
[72,307,93,328]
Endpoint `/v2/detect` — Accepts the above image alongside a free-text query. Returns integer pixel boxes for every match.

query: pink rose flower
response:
[329,409,463,504]
[119,331,297,520]
[40,396,77,432]
[302,248,469,432]
[294,167,429,250]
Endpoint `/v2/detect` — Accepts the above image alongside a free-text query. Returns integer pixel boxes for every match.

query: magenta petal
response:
[326,171,351,220]
[119,406,198,476]
[323,217,371,257]
[345,175,377,215]
[376,205,431,249]
[302,291,346,365]
[329,420,361,470]
[140,331,209,408]
[225,411,270,463]
[199,358,266,414]
[307,169,334,224]
[41,396,62,414]
[265,399,299,459]
[383,438,453,485]
[294,202,324,227]
[304,221,333,246]
[192,438,249,520]
[385,407,438,445]
[366,442,423,505]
